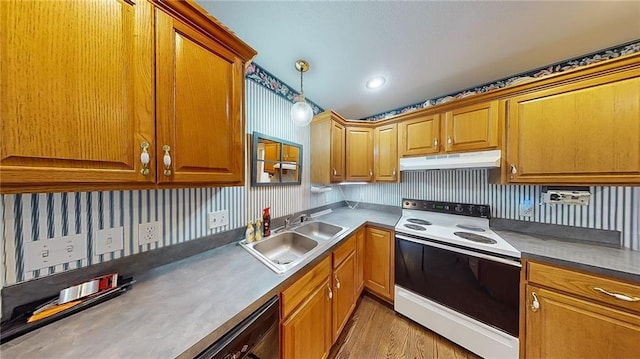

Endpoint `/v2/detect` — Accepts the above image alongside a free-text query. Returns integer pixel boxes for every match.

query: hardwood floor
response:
[329,295,481,359]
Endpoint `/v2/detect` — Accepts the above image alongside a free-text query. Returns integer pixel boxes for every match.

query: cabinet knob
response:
[369,169,373,177]
[333,168,337,176]
[510,164,518,179]
[140,142,150,176]
[163,145,172,176]
[392,167,396,177]
[335,274,341,289]
[433,138,438,149]
[447,136,452,146]
[327,284,333,300]
[530,292,540,312]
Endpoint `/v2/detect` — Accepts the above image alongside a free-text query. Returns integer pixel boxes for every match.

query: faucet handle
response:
[300,213,310,222]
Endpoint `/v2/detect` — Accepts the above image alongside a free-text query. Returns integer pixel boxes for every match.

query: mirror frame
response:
[251,132,303,187]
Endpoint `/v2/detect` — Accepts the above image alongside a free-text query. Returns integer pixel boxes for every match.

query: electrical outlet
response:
[24,234,86,271]
[138,221,161,246]
[519,200,534,217]
[94,227,124,255]
[208,210,229,230]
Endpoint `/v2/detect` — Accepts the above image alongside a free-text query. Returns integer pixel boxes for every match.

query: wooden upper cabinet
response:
[0,0,155,188]
[444,101,499,152]
[155,8,245,185]
[399,114,441,157]
[374,123,399,182]
[345,127,373,181]
[506,70,640,184]
[310,111,345,183]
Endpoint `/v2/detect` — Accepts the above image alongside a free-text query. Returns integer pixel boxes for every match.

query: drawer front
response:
[528,261,640,313]
[281,255,332,319]
[332,234,356,269]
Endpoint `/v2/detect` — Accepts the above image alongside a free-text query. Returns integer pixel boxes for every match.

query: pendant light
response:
[291,59,314,127]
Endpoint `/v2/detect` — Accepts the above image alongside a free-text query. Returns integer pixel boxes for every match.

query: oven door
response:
[395,233,521,337]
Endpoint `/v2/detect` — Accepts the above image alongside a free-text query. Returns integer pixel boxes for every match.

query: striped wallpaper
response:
[0,79,343,288]
[341,170,640,250]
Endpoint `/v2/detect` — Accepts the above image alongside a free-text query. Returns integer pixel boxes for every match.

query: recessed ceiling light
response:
[366,76,386,89]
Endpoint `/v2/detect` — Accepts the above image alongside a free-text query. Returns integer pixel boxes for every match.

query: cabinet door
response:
[507,72,640,184]
[444,101,499,152]
[525,285,640,359]
[345,127,373,181]
[330,121,346,182]
[332,251,356,342]
[0,0,155,187]
[364,227,394,301]
[356,228,366,295]
[156,10,245,185]
[398,114,440,157]
[282,277,333,359]
[374,123,399,182]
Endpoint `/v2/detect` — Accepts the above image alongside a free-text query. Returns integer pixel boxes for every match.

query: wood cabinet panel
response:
[398,114,440,157]
[332,251,356,342]
[364,227,394,302]
[282,276,332,359]
[374,123,399,182]
[525,284,640,359]
[331,121,346,182]
[155,10,244,185]
[345,127,373,181]
[333,234,356,268]
[310,112,345,183]
[0,0,155,185]
[507,72,640,184]
[281,256,332,319]
[356,227,366,295]
[444,101,499,152]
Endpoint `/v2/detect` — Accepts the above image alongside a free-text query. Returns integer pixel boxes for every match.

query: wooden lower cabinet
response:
[332,237,357,342]
[364,226,394,302]
[282,276,332,359]
[522,261,640,359]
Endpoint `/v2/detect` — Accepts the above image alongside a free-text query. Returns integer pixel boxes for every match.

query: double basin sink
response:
[240,221,348,274]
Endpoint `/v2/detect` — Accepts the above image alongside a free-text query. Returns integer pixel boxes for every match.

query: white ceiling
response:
[199,1,640,120]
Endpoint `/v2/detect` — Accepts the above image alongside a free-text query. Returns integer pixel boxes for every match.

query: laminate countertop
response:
[2,206,638,358]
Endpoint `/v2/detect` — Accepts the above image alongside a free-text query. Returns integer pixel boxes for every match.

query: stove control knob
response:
[455,205,463,213]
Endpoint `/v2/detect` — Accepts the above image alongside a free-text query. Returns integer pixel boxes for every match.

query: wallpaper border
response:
[363,40,640,120]
[245,62,325,115]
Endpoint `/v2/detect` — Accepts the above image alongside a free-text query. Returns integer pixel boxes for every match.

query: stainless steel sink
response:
[294,221,347,241]
[240,232,320,274]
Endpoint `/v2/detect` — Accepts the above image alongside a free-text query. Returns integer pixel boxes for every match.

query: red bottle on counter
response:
[262,207,271,237]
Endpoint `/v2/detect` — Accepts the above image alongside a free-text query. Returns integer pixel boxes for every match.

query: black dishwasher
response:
[196,296,279,359]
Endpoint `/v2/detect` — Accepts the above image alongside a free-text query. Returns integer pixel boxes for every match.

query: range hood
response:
[400,150,501,171]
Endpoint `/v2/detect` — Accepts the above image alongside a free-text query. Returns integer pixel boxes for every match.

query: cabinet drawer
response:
[281,256,332,319]
[528,261,640,313]
[332,234,356,269]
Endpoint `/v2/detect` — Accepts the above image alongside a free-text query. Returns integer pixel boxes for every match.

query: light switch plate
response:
[94,227,124,255]
[24,234,86,271]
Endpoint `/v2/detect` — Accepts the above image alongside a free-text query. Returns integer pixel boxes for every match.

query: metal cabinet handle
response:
[447,136,452,146]
[163,145,172,176]
[392,167,396,177]
[510,164,518,179]
[433,138,438,149]
[335,275,341,289]
[594,287,640,302]
[333,168,337,176]
[327,284,333,300]
[531,292,540,312]
[369,169,373,177]
[140,142,150,176]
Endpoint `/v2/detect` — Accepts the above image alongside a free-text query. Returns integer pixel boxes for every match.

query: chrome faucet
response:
[277,213,310,233]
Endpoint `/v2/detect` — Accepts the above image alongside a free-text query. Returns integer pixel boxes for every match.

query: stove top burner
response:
[404,224,427,231]
[407,218,432,226]
[456,224,486,232]
[454,232,497,244]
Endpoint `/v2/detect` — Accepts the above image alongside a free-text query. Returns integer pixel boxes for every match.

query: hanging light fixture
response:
[291,59,314,127]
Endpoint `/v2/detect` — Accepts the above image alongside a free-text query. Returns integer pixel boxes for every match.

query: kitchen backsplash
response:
[0,79,343,287]
[340,170,640,250]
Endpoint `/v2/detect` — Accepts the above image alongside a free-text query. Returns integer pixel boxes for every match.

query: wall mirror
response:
[251,132,302,186]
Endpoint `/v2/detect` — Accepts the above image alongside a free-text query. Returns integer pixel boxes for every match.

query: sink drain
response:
[275,259,293,265]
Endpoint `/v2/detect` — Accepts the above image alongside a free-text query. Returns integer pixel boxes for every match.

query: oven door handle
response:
[395,234,522,268]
